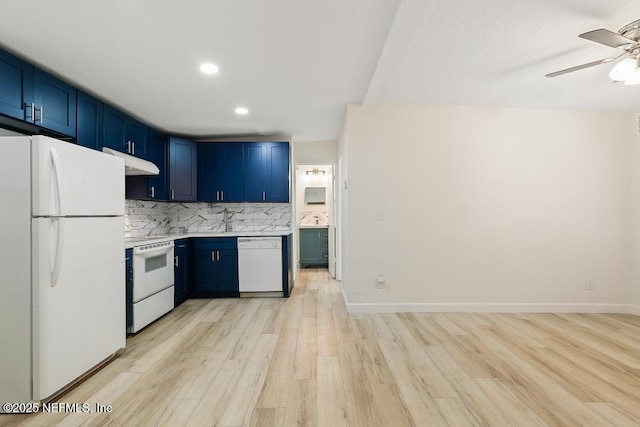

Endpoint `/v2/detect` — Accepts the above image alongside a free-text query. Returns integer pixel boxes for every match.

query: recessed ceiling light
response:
[199,63,219,74]
[235,107,249,115]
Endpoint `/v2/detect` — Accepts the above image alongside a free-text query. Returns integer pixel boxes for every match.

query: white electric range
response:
[125,235,175,333]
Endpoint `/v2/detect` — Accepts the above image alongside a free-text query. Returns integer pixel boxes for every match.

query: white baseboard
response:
[346,302,638,314]
[337,280,349,308]
[628,304,640,316]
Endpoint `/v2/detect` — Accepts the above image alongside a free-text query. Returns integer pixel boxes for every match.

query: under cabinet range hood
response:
[102,147,159,175]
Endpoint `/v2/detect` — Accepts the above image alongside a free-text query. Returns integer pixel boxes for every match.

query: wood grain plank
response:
[3,270,640,427]
[316,356,348,427]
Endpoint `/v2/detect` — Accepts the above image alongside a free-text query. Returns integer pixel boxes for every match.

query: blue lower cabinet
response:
[174,239,191,305]
[192,238,238,297]
[125,249,133,330]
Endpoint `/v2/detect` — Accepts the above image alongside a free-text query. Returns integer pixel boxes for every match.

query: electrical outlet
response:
[585,280,594,291]
[376,274,385,289]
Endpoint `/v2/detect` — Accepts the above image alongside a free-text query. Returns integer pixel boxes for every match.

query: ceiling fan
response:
[546,19,640,84]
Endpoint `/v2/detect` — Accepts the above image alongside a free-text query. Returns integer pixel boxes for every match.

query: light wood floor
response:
[3,269,640,426]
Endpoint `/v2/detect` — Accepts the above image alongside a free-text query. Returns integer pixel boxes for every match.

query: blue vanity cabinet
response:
[243,142,289,202]
[0,49,33,121]
[168,137,197,201]
[198,143,244,202]
[192,238,238,297]
[174,239,191,305]
[76,91,103,151]
[299,227,329,268]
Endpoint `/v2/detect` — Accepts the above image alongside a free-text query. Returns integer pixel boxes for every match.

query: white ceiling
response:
[0,0,639,142]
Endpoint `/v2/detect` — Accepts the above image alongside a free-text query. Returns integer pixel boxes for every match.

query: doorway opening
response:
[294,164,336,278]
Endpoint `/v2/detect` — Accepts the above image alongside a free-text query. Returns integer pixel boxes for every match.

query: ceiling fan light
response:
[624,70,640,85]
[609,58,637,81]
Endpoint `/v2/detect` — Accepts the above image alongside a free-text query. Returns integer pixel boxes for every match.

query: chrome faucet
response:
[223,208,232,232]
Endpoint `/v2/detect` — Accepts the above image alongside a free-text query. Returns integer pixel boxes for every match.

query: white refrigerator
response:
[0,135,126,408]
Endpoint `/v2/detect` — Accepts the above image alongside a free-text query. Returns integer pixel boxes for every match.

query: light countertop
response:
[125,230,292,249]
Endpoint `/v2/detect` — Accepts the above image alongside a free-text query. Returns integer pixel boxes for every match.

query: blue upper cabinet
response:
[197,143,217,201]
[0,49,33,121]
[244,142,290,202]
[198,143,244,202]
[265,142,290,202]
[0,49,76,137]
[147,129,168,200]
[125,117,148,158]
[169,137,197,201]
[103,105,127,152]
[76,91,103,151]
[103,104,148,158]
[33,69,77,137]
[243,142,267,202]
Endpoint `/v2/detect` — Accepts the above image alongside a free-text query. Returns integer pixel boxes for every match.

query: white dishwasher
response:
[238,237,283,293]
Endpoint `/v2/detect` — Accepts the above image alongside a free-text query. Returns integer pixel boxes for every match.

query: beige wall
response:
[631,112,640,312]
[341,104,633,310]
[0,128,24,136]
[293,140,337,165]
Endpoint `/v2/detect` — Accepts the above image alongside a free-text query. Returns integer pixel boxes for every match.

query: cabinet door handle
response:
[211,251,215,262]
[221,191,224,201]
[35,105,43,123]
[25,102,35,122]
[262,191,266,201]
[150,186,155,199]
[216,191,219,201]
[175,256,179,267]
[217,251,220,261]
[171,189,175,200]
[132,142,135,155]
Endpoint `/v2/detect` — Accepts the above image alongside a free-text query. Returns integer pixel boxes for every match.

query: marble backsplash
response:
[299,210,329,226]
[125,200,292,237]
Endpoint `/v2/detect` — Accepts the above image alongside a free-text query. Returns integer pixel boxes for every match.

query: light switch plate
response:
[375,210,384,221]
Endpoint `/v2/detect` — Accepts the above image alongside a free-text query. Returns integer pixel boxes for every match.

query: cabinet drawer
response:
[195,237,237,250]
[174,239,189,249]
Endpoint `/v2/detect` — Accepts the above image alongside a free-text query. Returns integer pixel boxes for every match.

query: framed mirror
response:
[304,187,326,204]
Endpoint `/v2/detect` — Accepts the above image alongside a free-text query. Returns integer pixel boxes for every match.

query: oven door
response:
[132,241,174,302]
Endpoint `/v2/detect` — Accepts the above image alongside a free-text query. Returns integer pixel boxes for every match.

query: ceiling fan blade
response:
[545,57,615,77]
[579,29,636,48]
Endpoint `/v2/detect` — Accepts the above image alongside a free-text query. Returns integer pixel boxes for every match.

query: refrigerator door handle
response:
[50,147,64,216]
[51,218,65,287]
